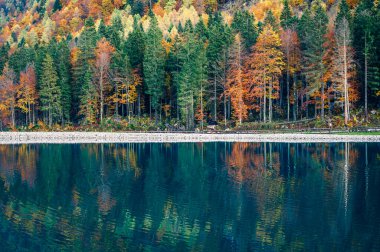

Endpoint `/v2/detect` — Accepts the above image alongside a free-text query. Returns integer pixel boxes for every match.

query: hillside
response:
[0,0,379,131]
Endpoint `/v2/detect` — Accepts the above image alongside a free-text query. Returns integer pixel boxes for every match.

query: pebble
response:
[0,132,379,144]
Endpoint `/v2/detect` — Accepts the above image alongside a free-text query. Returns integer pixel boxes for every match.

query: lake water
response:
[0,142,379,251]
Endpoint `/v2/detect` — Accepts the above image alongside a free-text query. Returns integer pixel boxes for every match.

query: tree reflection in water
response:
[0,142,379,251]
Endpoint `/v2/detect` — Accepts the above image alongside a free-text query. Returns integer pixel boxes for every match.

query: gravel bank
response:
[0,132,380,144]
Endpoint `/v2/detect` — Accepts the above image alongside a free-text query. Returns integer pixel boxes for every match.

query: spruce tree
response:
[301,2,328,119]
[126,17,145,69]
[280,0,297,29]
[79,68,97,124]
[40,54,62,127]
[72,18,98,120]
[57,41,72,123]
[231,10,258,50]
[176,26,207,129]
[207,12,232,122]
[0,43,10,73]
[143,16,165,123]
[264,10,279,31]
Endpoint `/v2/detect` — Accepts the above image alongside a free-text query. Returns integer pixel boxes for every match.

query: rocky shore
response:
[0,132,380,144]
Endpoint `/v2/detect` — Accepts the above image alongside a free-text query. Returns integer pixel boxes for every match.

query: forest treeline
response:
[0,0,379,130]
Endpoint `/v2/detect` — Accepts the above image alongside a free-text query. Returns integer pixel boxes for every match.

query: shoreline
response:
[0,132,380,144]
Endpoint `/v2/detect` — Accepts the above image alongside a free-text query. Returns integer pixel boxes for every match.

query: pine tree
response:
[0,43,10,73]
[264,10,279,31]
[280,0,297,30]
[194,18,208,42]
[231,10,258,50]
[126,17,145,69]
[40,54,62,127]
[80,67,98,124]
[72,18,98,120]
[176,27,207,129]
[353,2,378,120]
[207,12,232,122]
[143,16,166,123]
[301,2,328,119]
[51,41,72,123]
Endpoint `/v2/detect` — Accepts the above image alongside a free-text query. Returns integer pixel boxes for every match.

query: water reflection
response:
[0,142,379,251]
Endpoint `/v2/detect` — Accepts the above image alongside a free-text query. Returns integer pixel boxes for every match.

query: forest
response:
[0,0,379,130]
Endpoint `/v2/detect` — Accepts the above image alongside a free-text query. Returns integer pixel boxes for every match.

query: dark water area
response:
[0,142,379,251]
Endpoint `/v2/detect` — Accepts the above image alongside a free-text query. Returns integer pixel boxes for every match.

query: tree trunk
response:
[11,103,15,128]
[263,73,266,123]
[343,32,349,125]
[321,81,325,119]
[200,83,204,130]
[287,61,290,122]
[269,78,273,123]
[100,70,104,125]
[214,74,217,122]
[364,35,368,122]
[293,73,297,121]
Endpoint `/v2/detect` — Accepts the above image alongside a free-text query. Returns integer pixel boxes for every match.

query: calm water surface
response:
[0,142,380,251]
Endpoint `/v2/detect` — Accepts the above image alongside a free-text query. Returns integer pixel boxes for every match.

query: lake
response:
[0,142,379,251]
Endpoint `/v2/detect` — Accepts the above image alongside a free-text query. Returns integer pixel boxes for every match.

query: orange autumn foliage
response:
[244,25,284,118]
[226,34,248,125]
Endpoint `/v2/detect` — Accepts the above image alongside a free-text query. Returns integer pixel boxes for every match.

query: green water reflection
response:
[0,142,379,251]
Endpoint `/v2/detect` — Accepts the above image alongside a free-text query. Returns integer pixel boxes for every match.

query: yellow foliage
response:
[251,0,282,22]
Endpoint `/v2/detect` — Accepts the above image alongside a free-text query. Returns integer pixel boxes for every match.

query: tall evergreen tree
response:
[176,26,207,129]
[56,41,72,123]
[40,54,62,127]
[143,16,166,123]
[231,10,258,50]
[280,0,297,29]
[72,17,98,120]
[126,17,145,69]
[0,43,10,73]
[207,12,232,122]
[301,2,328,118]
[264,10,279,31]
[353,2,379,120]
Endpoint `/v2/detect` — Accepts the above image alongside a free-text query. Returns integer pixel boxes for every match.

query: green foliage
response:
[125,17,145,68]
[264,10,279,31]
[0,43,10,73]
[8,47,35,78]
[231,10,258,50]
[40,54,62,126]
[175,28,207,129]
[143,16,166,121]
[72,18,98,120]
[280,0,297,29]
[300,2,328,95]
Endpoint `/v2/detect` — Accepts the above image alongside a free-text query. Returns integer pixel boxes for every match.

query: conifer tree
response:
[353,2,379,121]
[176,25,207,129]
[80,68,97,124]
[126,17,145,69]
[72,18,98,120]
[40,54,62,127]
[143,16,166,123]
[231,10,258,50]
[280,0,297,29]
[207,12,232,122]
[301,2,328,119]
